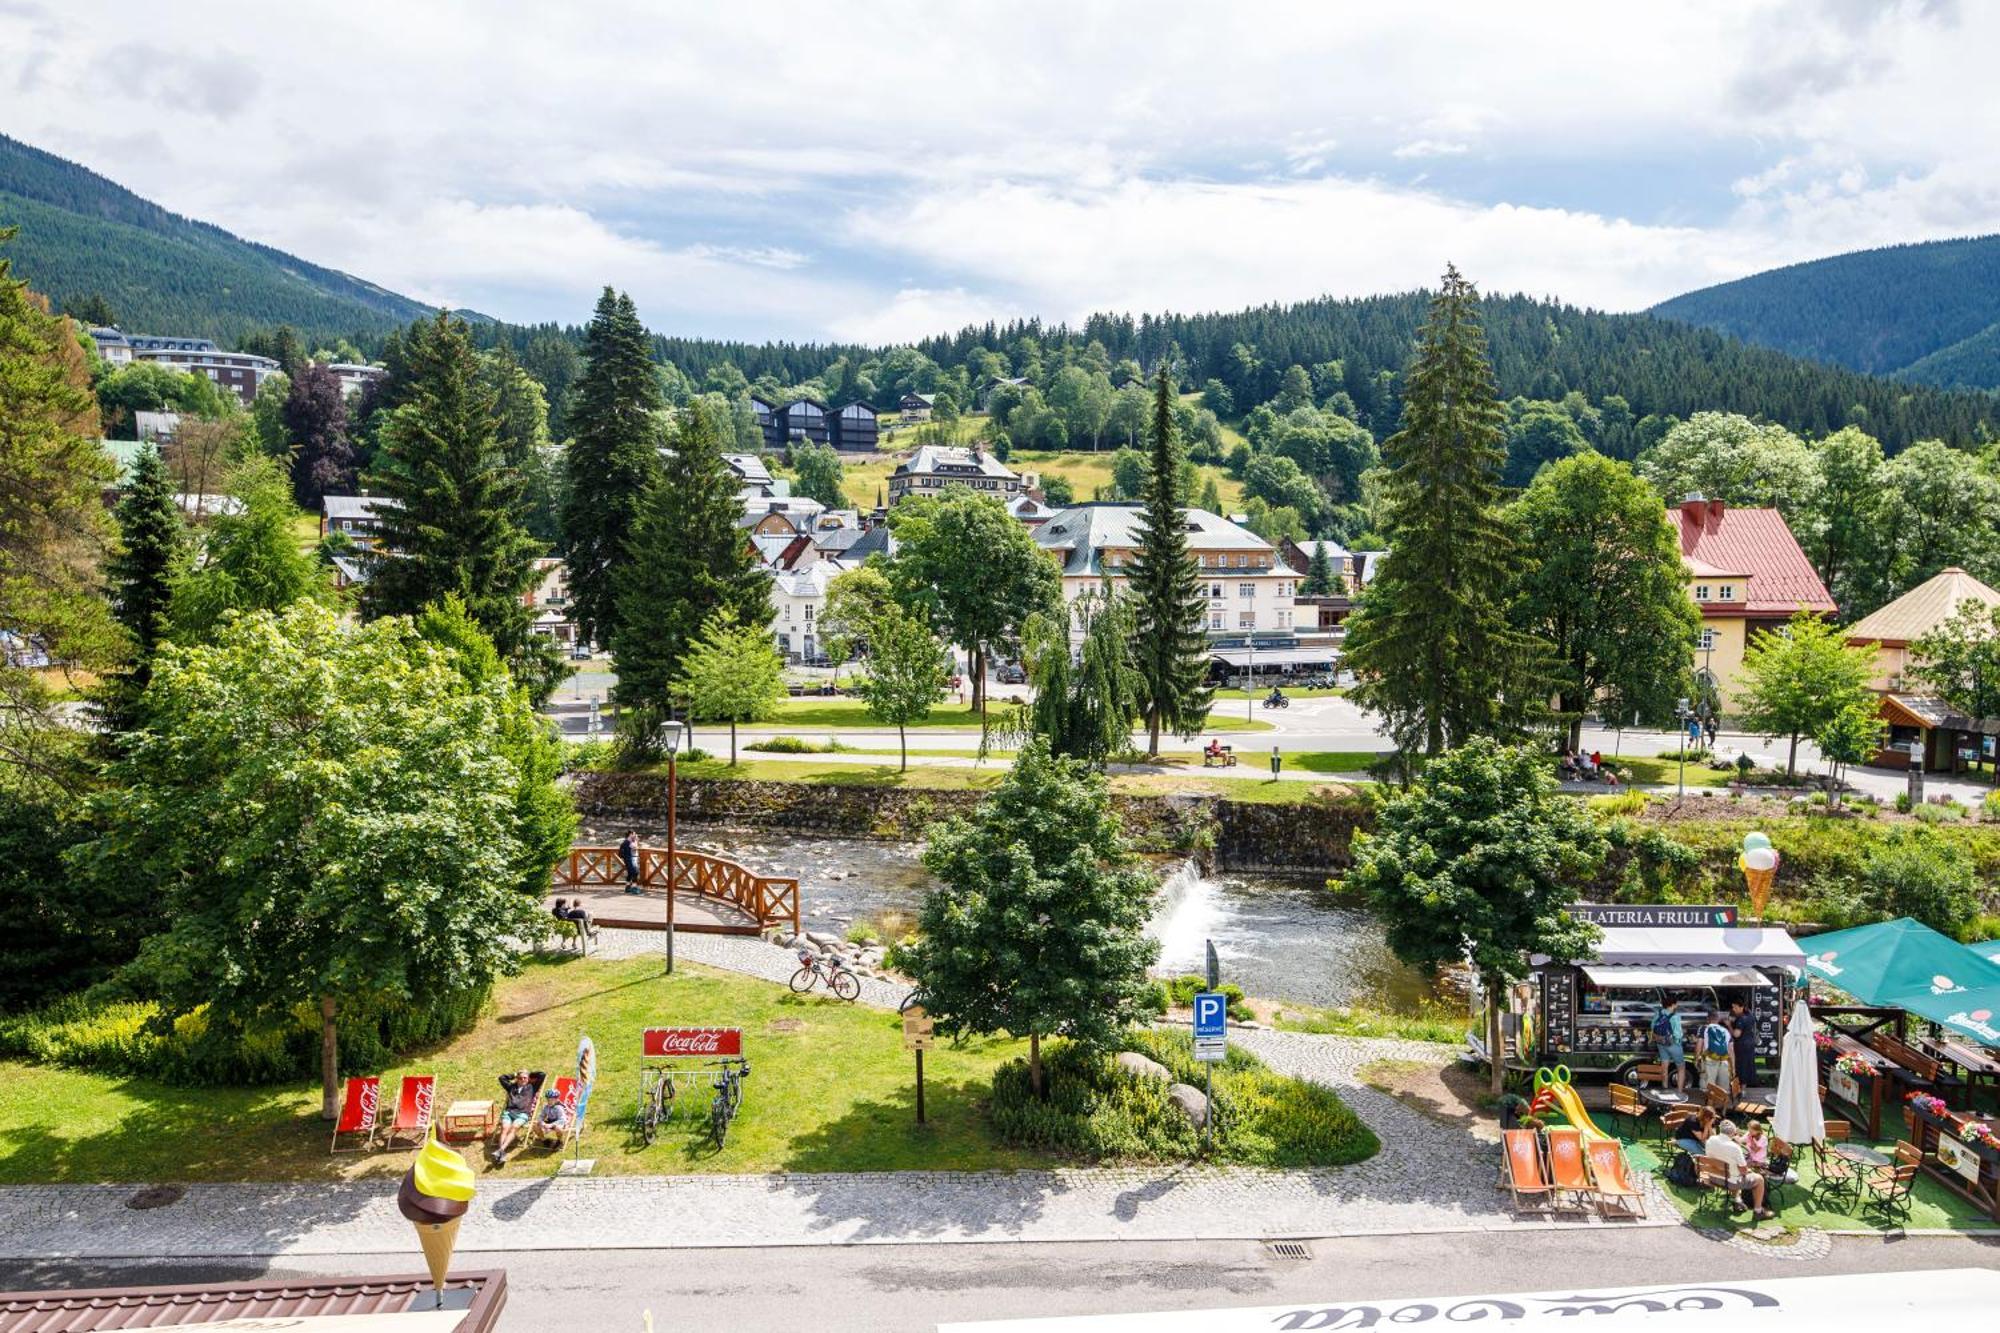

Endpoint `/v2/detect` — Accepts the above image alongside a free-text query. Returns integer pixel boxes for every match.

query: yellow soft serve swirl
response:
[412,1134,477,1202]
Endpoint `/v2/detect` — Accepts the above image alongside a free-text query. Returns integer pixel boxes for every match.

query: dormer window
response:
[1718,585,1735,601]
[1694,584,1711,601]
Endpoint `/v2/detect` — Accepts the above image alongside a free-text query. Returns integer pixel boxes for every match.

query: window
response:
[804,604,814,622]
[1210,583,1224,600]
[1238,611,1255,629]
[1718,585,1735,601]
[1234,554,1247,567]
[1209,611,1224,630]
[1277,610,1292,629]
[1694,584,1711,602]
[1239,582,1255,599]
[1698,628,1717,650]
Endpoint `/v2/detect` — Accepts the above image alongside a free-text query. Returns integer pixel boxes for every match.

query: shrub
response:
[1862,830,1982,935]
[843,921,880,946]
[1914,802,1965,825]
[1895,792,1913,814]
[1984,792,2000,824]
[560,739,617,774]
[986,1029,1377,1167]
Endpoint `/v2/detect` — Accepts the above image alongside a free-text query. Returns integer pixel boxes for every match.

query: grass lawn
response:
[1273,1003,1466,1045]
[679,758,1010,790]
[1627,1131,1997,1233]
[1288,751,1389,774]
[1009,449,1242,512]
[0,957,1050,1185]
[1606,755,1733,788]
[770,700,988,729]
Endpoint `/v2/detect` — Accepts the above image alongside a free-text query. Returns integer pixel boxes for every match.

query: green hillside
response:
[0,133,436,343]
[1652,234,2000,390]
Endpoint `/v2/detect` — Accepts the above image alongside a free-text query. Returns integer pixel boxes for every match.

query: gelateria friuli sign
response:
[1568,903,1738,928]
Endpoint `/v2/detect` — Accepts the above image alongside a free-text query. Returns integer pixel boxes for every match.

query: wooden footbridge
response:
[550,846,800,936]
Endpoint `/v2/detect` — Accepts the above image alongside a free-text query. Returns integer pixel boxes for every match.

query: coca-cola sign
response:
[643,1026,743,1057]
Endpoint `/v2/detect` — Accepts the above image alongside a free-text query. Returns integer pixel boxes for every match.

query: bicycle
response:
[708,1057,752,1147]
[635,1065,677,1146]
[790,949,861,1002]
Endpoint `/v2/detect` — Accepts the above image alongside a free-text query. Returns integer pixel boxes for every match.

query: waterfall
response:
[1146,858,1219,975]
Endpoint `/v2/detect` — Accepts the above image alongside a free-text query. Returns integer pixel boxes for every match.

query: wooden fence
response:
[554,847,800,934]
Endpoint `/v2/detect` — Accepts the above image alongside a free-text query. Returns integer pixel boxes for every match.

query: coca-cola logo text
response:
[643,1027,743,1057]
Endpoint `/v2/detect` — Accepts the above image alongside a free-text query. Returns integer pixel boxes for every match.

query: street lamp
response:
[1674,697,1691,801]
[662,719,684,975]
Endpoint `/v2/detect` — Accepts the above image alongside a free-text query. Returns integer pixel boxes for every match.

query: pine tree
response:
[563,288,663,647]
[612,404,771,739]
[101,443,183,726]
[1125,368,1212,756]
[1342,266,1539,756]
[361,312,555,698]
[284,361,354,507]
[1301,541,1337,595]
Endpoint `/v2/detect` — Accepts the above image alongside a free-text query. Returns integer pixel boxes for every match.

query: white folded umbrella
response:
[1772,997,1827,1146]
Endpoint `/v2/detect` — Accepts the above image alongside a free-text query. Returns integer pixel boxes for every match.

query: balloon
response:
[1743,847,1779,872]
[1743,832,1773,853]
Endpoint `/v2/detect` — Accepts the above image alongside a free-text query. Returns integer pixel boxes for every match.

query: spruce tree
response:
[361,311,556,698]
[1302,541,1337,595]
[612,404,771,738]
[1342,265,1539,756]
[563,288,663,647]
[102,443,183,725]
[1125,368,1212,756]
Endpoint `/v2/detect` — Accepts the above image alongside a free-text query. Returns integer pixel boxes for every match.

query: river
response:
[576,820,1437,1012]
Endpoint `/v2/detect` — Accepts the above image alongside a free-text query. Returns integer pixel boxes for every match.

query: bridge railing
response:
[554,846,801,934]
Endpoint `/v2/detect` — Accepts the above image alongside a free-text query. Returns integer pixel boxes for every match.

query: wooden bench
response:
[1866,1031,1942,1083]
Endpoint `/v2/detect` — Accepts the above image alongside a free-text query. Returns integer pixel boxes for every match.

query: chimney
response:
[1707,497,1726,523]
[1679,493,1707,522]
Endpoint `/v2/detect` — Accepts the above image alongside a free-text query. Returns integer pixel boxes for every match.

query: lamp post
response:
[662,719,684,975]
[1674,696,1691,801]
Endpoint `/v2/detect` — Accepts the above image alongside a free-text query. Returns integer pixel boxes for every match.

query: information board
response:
[1542,970,1577,1053]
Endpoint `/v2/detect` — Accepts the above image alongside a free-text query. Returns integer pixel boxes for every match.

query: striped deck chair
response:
[382,1074,436,1150]
[1500,1129,1556,1212]
[534,1076,581,1152]
[329,1075,381,1153]
[1584,1138,1648,1219]
[1544,1126,1595,1212]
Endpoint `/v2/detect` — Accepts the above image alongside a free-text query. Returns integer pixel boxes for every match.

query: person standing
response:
[1651,997,1686,1092]
[618,831,641,893]
[1698,1009,1734,1092]
[1727,998,1758,1090]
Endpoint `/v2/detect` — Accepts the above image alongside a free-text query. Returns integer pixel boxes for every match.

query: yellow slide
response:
[1533,1067,1615,1142]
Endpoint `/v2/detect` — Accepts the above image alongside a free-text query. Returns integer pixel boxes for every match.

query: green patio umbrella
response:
[1972,938,2000,966]
[1800,917,2000,1004]
[1889,983,2000,1047]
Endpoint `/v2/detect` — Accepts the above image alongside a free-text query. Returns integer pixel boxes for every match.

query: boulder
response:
[805,931,842,949]
[1167,1082,1210,1128]
[1115,1052,1172,1084]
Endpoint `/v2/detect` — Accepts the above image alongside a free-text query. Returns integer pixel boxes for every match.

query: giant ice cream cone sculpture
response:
[398,1126,476,1307]
[1740,834,1779,921]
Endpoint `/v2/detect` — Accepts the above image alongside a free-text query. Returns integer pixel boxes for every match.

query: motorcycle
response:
[1261,690,1289,710]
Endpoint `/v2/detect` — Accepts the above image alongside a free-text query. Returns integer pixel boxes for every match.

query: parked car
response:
[996,662,1027,684]
[569,644,593,661]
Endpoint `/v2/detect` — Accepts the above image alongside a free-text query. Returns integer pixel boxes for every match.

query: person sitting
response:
[557,898,598,942]
[1744,1120,1795,1183]
[491,1069,545,1166]
[1206,738,1224,762]
[538,1094,572,1140]
[1703,1119,1776,1220]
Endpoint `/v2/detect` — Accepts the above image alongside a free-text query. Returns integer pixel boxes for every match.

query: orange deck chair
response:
[329,1075,381,1153]
[382,1074,436,1150]
[1501,1128,1556,1212]
[1584,1137,1648,1219]
[1544,1126,1596,1212]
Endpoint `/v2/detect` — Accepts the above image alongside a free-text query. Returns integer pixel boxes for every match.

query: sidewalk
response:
[0,1030,1672,1259]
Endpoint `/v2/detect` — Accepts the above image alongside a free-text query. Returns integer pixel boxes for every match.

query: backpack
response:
[1703,1023,1731,1057]
[1665,1152,1698,1188]
[1650,1008,1675,1040]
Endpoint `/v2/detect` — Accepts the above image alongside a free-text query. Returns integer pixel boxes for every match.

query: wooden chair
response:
[1691,1154,1739,1216]
[1862,1163,1918,1225]
[1823,1118,1851,1142]
[1584,1137,1648,1220]
[1500,1129,1556,1212]
[1761,1136,1797,1208]
[1607,1084,1653,1139]
[1809,1139,1860,1209]
[1632,1062,1667,1089]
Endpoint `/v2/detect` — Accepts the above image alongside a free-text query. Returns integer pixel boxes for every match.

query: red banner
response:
[642,1026,743,1057]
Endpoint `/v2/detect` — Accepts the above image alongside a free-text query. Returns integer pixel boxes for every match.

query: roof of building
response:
[323,494,393,521]
[0,1270,506,1332]
[724,453,774,486]
[1033,503,1271,576]
[100,439,145,482]
[1668,499,1834,615]
[893,445,1019,481]
[1846,567,2000,647]
[772,561,839,598]
[1007,494,1056,521]
[900,391,936,405]
[845,525,896,561]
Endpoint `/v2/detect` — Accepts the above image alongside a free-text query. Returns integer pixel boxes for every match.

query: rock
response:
[805,931,841,948]
[1115,1052,1172,1083]
[1167,1082,1210,1128]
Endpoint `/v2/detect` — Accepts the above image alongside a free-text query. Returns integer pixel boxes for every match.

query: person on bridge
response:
[619,831,640,892]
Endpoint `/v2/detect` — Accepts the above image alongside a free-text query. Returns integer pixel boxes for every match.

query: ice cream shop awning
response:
[1537,925,1805,971]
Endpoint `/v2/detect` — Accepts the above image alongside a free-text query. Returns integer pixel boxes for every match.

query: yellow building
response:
[1668,496,1836,711]
[1844,566,2000,770]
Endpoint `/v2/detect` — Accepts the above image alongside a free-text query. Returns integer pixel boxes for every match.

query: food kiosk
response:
[1508,904,1806,1080]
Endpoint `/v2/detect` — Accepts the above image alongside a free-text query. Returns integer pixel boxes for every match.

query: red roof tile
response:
[1669,500,1833,616]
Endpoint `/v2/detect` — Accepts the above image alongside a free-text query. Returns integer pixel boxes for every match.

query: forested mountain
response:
[602,291,1999,451]
[0,133,436,343]
[1652,234,2000,390]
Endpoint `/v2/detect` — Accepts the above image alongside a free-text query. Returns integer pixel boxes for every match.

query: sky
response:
[2,0,1995,344]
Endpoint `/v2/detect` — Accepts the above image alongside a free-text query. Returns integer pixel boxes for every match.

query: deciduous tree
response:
[1345,739,1604,1092]
[284,362,354,507]
[677,610,786,765]
[1911,599,2000,724]
[167,458,326,643]
[853,604,952,771]
[1737,611,1878,776]
[1023,586,1142,767]
[791,441,849,508]
[908,737,1159,1097]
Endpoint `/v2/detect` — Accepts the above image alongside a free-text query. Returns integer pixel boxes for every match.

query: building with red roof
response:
[1667,496,1835,710]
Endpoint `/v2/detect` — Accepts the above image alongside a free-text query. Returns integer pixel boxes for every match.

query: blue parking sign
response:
[1193,992,1227,1038]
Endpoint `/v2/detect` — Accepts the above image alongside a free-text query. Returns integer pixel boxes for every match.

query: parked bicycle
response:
[709,1057,751,1147]
[790,949,861,1001]
[635,1066,677,1146]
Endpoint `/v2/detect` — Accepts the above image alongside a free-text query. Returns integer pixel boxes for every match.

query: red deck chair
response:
[535,1076,581,1152]
[382,1074,436,1149]
[329,1075,381,1153]
[1544,1126,1596,1212]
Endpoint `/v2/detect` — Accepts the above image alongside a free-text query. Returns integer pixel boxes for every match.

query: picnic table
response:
[440,1098,496,1143]
[1920,1035,2000,1103]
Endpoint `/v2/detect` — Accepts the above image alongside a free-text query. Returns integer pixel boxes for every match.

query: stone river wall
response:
[568,772,1374,874]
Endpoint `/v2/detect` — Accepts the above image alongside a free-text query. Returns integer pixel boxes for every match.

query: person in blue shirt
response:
[1652,998,1687,1092]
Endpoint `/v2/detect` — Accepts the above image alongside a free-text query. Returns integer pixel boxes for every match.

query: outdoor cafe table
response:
[1921,1035,2000,1103]
[1906,1101,2000,1224]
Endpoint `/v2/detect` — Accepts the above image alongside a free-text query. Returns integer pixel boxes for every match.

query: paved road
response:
[8,1232,1994,1331]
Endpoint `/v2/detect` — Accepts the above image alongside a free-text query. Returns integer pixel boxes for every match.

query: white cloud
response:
[2,1,1998,337]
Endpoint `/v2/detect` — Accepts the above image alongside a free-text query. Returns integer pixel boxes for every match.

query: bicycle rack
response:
[635,1028,748,1142]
